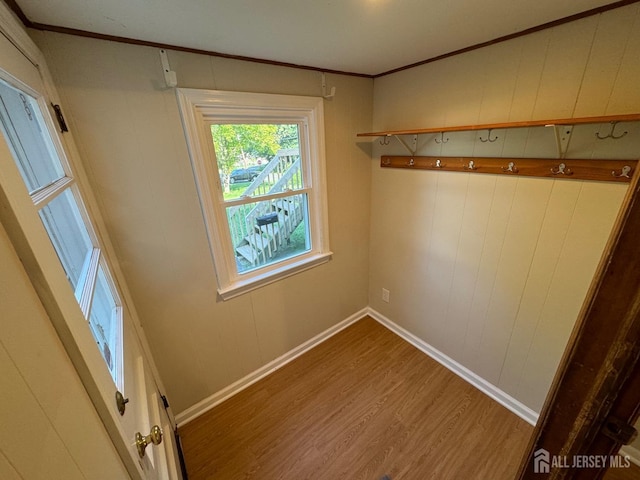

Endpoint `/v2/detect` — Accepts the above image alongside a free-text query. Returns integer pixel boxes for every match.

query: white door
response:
[0,19,181,480]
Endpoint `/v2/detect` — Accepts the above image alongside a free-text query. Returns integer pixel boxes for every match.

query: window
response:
[0,77,123,387]
[177,89,331,299]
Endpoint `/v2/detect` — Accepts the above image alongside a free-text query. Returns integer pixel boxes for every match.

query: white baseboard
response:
[366,307,539,426]
[175,307,368,427]
[620,445,640,467]
[176,306,539,428]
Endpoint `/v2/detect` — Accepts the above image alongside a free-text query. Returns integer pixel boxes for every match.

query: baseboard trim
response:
[620,445,640,467]
[175,307,368,427]
[176,306,539,428]
[366,307,539,426]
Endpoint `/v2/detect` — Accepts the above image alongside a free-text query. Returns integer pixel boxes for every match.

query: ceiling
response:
[15,0,624,76]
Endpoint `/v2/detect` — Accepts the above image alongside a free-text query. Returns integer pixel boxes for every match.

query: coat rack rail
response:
[380,156,637,183]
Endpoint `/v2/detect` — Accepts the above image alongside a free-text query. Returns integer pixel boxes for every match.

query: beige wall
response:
[0,221,129,479]
[369,4,640,412]
[32,31,373,415]
[28,2,640,420]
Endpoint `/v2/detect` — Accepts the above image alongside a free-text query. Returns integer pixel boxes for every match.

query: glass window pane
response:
[211,124,302,201]
[228,193,310,273]
[0,79,65,193]
[38,189,94,292]
[90,265,120,383]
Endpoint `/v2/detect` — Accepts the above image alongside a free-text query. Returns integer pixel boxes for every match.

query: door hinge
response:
[161,394,170,410]
[50,103,68,133]
[601,416,638,445]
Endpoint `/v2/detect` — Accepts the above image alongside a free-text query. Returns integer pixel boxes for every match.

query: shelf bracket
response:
[549,124,573,159]
[393,134,418,156]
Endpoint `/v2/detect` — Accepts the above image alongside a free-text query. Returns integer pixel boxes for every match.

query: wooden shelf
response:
[381,156,637,183]
[359,114,640,182]
[357,113,640,137]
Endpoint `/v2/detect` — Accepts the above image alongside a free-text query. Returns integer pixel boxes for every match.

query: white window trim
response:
[177,88,332,300]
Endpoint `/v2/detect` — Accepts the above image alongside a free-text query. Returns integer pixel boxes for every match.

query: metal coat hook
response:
[479,128,498,143]
[464,160,477,170]
[612,165,633,178]
[408,158,415,166]
[551,163,573,176]
[502,161,519,173]
[382,157,391,166]
[379,135,391,146]
[596,122,628,140]
[435,132,449,144]
[431,159,444,168]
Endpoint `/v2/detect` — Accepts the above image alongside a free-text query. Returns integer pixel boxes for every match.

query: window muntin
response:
[177,89,331,299]
[0,76,123,388]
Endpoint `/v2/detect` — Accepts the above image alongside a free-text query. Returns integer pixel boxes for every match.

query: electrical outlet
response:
[382,288,390,303]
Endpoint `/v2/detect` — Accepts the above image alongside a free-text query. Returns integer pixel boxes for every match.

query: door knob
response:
[135,425,163,458]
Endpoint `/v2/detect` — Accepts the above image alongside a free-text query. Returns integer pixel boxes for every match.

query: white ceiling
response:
[16,0,618,76]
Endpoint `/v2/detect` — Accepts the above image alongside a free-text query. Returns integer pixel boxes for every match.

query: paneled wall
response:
[369,4,640,412]
[32,32,373,415]
[0,222,129,479]
[30,3,639,420]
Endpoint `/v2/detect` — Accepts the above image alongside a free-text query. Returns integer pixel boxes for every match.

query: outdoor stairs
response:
[235,197,303,264]
[232,150,304,266]
[235,203,302,264]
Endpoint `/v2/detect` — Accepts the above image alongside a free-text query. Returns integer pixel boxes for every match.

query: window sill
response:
[217,251,333,301]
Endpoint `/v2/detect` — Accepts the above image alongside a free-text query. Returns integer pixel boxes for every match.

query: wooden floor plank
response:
[179,317,533,479]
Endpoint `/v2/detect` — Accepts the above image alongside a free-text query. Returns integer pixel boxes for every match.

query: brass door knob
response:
[135,425,163,458]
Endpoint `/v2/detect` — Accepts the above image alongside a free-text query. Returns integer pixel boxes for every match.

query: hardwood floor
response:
[179,317,533,479]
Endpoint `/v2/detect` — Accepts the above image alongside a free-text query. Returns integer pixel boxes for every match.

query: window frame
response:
[177,89,332,299]
[0,70,124,389]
